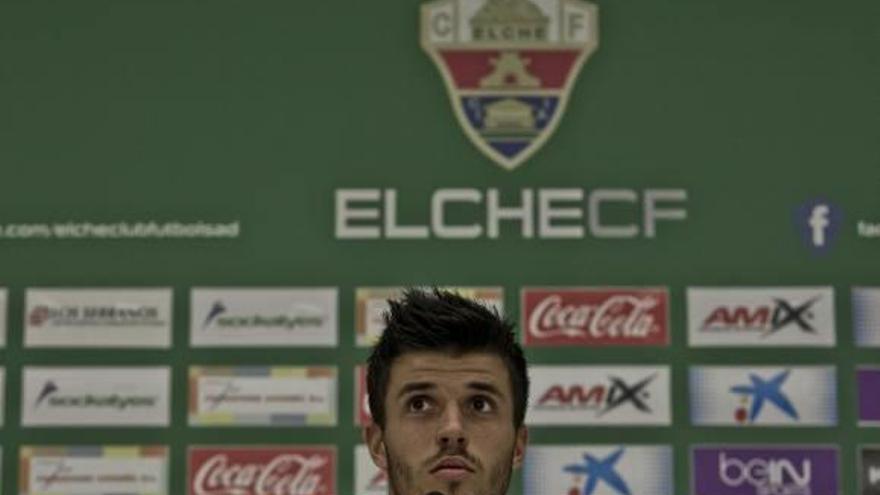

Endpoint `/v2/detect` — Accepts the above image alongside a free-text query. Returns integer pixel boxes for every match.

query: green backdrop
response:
[1,0,879,493]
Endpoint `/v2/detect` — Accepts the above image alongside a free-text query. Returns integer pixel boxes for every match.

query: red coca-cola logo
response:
[521,288,669,346]
[188,447,336,495]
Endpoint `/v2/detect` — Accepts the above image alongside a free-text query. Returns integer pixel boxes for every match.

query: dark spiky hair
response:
[366,287,529,429]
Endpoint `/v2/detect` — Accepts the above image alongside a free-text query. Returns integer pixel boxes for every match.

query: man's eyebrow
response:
[396,382,436,399]
[467,381,504,398]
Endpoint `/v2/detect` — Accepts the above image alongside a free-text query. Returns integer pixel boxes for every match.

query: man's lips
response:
[430,457,474,481]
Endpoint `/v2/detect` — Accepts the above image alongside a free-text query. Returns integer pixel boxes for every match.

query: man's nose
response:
[436,403,468,449]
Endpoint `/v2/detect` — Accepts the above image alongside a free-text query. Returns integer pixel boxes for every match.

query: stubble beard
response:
[383,445,514,495]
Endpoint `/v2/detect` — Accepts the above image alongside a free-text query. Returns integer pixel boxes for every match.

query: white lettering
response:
[431,189,483,239]
[192,453,328,495]
[719,453,810,489]
[335,189,380,239]
[528,294,659,339]
[644,190,687,238]
[589,190,638,238]
[332,188,689,240]
[487,189,534,239]
[384,189,429,239]
[538,189,584,238]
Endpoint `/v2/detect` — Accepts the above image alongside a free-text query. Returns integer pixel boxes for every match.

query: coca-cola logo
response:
[189,447,336,495]
[522,289,669,346]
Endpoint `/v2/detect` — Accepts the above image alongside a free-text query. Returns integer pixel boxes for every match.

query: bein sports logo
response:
[796,199,841,254]
[692,447,839,495]
[719,453,811,494]
[730,370,798,425]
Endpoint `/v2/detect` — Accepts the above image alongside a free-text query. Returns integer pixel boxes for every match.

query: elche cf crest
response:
[421,0,599,170]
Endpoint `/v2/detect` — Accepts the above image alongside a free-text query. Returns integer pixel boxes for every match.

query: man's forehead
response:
[389,351,510,388]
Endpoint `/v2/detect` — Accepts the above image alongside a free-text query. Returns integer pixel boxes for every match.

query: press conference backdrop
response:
[1,0,879,493]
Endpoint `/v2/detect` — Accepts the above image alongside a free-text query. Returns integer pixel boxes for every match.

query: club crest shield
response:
[421,0,599,170]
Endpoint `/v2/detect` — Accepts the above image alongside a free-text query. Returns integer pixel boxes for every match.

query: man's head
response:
[364,288,529,495]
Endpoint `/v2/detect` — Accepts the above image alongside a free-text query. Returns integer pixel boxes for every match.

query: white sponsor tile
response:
[523,445,674,495]
[0,368,5,427]
[687,287,836,347]
[355,287,504,346]
[854,287,880,347]
[191,288,338,347]
[21,367,171,427]
[527,366,671,426]
[689,366,838,426]
[20,445,168,494]
[24,288,172,348]
[0,288,7,348]
[188,366,337,426]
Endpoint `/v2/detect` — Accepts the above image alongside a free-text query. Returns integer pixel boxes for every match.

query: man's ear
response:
[512,425,528,469]
[363,421,388,470]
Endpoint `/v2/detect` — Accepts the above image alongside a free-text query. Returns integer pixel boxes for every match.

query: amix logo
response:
[701,297,820,337]
[537,374,657,416]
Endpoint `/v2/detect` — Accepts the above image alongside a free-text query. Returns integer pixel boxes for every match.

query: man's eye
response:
[408,396,431,412]
[472,396,494,413]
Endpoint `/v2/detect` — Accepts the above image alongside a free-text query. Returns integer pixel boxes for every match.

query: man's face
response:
[364,351,527,495]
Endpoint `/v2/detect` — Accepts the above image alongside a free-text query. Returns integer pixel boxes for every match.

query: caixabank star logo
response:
[421,0,598,170]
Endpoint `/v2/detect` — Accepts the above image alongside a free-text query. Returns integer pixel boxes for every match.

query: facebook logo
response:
[796,199,841,254]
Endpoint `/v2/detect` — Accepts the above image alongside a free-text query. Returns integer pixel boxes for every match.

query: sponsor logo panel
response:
[355,287,504,346]
[861,446,880,495]
[188,366,337,426]
[853,287,880,347]
[0,287,7,347]
[190,287,338,347]
[188,445,336,495]
[689,366,837,427]
[0,368,5,427]
[858,368,880,426]
[20,445,169,495]
[527,366,671,426]
[355,445,387,495]
[687,287,836,347]
[523,445,673,495]
[24,288,172,348]
[521,287,669,347]
[692,445,839,495]
[21,367,170,427]
[355,365,372,426]
[421,0,599,170]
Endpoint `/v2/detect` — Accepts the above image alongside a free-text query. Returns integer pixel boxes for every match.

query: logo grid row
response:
[5,444,880,494]
[1,286,880,348]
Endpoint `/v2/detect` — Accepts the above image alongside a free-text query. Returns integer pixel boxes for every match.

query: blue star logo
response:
[730,369,799,423]
[563,447,632,495]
